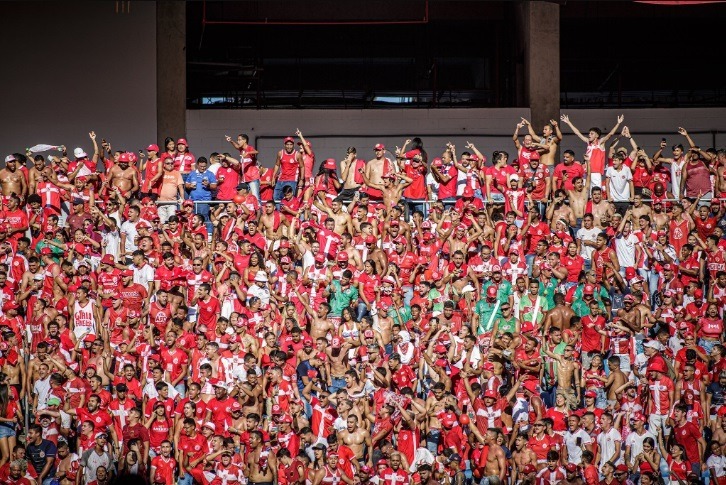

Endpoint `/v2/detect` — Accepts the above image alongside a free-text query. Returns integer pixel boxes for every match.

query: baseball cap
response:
[323,158,337,170]
[284,137,295,143]
[364,329,374,339]
[374,143,385,151]
[101,254,115,266]
[365,235,376,244]
[566,463,578,472]
[523,464,537,474]
[337,252,349,262]
[583,284,594,295]
[448,453,462,464]
[147,144,160,152]
[315,253,326,263]
[491,264,502,273]
[202,422,216,432]
[74,148,87,158]
[331,337,342,348]
[4,155,16,163]
[486,286,498,298]
[176,138,188,146]
[483,389,498,399]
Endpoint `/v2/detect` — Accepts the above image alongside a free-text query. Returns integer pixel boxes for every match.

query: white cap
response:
[643,340,664,351]
[4,155,16,163]
[510,174,520,181]
[74,148,87,158]
[254,271,268,282]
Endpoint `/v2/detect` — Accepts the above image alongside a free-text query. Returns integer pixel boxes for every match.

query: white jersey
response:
[73,300,97,339]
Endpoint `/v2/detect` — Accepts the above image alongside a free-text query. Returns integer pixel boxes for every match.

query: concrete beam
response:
[519,1,560,131]
[157,1,187,141]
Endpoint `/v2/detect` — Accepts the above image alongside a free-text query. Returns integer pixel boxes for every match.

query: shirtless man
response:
[338,415,372,464]
[339,235,363,270]
[651,201,670,231]
[27,154,47,195]
[566,176,591,230]
[259,201,283,240]
[425,384,449,452]
[604,356,628,408]
[364,236,388,275]
[105,152,139,198]
[543,293,576,334]
[589,187,615,229]
[524,118,563,168]
[630,194,652,222]
[314,196,354,236]
[364,144,393,200]
[511,433,538,484]
[246,430,277,485]
[546,191,577,230]
[2,332,26,399]
[543,344,581,409]
[340,147,365,199]
[0,155,27,198]
[471,427,508,485]
[616,296,642,333]
[361,170,411,210]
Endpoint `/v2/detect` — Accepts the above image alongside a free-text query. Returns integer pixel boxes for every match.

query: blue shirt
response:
[185,170,217,201]
[26,438,57,476]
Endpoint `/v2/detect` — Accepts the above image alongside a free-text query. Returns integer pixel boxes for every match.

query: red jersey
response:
[118,283,148,318]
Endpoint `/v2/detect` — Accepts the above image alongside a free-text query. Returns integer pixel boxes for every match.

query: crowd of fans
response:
[1,114,726,485]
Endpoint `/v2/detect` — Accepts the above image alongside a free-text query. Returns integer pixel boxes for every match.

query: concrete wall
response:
[187,108,726,168]
[0,1,156,159]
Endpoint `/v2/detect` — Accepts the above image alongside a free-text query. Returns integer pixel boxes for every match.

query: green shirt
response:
[328,280,359,316]
[475,299,502,335]
[481,279,513,306]
[539,278,559,310]
[389,305,412,328]
[518,293,551,330]
[494,316,518,336]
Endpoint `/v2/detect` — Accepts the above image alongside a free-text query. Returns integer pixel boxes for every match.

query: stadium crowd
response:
[1,114,726,485]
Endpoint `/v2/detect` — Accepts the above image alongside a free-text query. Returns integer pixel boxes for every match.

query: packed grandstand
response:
[1,115,726,485]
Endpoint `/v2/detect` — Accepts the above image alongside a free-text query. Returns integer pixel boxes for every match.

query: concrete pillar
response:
[156,1,186,141]
[518,1,560,131]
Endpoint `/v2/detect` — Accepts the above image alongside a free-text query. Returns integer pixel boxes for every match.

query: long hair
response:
[0,372,8,413]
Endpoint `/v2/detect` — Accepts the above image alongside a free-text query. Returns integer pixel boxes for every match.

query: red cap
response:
[331,337,342,348]
[486,286,498,298]
[280,414,293,423]
[633,412,647,422]
[323,158,337,170]
[483,389,498,399]
[2,300,19,312]
[303,337,313,346]
[566,463,578,473]
[663,263,674,271]
[284,137,295,144]
[374,143,385,151]
[523,464,537,475]
[625,267,637,279]
[315,253,326,263]
[584,390,597,398]
[40,247,52,255]
[337,252,349,262]
[462,186,474,197]
[176,138,188,146]
[364,329,374,338]
[394,236,406,245]
[491,264,502,272]
[389,219,400,227]
[231,401,242,411]
[122,269,134,277]
[280,256,291,264]
[365,235,376,244]
[435,358,448,367]
[616,464,629,473]
[271,404,282,415]
[695,288,704,299]
[583,284,594,295]
[101,254,115,266]
[434,344,447,353]
[147,144,160,152]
